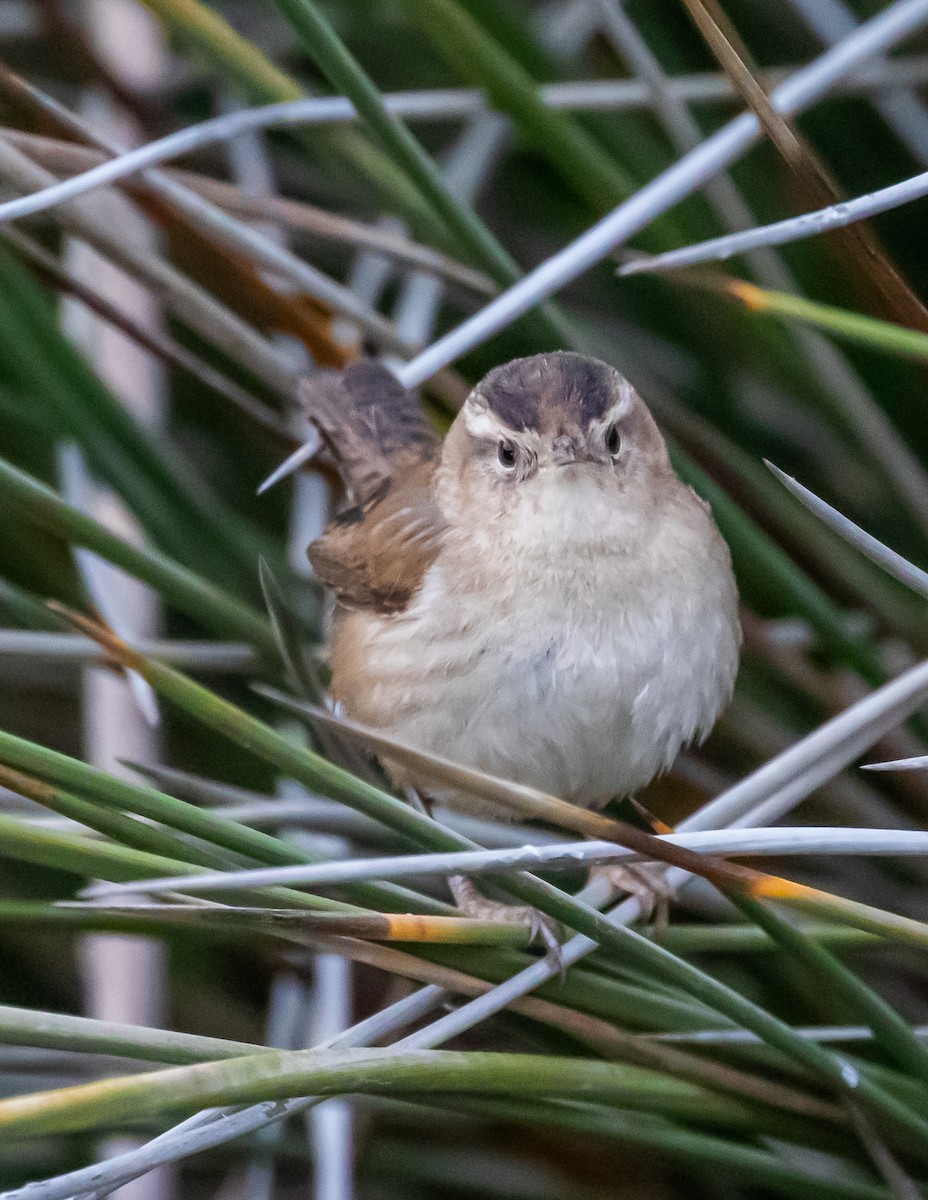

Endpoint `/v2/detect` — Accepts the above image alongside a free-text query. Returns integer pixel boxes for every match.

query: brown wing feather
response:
[299,359,439,504]
[302,362,445,613]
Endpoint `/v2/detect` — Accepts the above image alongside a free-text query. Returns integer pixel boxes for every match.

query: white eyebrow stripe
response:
[463,399,509,440]
[589,391,634,430]
[614,379,636,419]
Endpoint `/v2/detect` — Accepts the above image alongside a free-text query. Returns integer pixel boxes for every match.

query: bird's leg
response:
[587,862,675,938]
[410,789,563,960]
[447,874,563,959]
[588,798,676,936]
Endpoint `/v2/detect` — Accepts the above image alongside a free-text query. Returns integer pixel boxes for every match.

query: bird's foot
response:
[588,862,675,937]
[448,873,563,961]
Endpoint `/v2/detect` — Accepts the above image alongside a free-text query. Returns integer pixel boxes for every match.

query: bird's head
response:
[439,353,673,533]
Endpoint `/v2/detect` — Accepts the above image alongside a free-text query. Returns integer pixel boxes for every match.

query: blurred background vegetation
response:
[3,0,928,1196]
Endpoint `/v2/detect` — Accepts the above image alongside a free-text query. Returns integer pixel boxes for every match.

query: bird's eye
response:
[605,422,621,457]
[497,439,518,469]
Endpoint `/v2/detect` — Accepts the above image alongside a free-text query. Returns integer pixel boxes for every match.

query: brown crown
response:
[477,351,621,433]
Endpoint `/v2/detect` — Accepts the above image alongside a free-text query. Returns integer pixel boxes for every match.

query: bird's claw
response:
[525,908,566,977]
[449,873,565,974]
[590,862,675,938]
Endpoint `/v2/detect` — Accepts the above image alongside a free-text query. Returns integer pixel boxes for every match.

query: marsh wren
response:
[303,352,740,925]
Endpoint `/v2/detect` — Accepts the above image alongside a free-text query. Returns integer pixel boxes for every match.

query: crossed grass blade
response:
[4,0,928,1194]
[678,0,928,333]
[0,453,275,652]
[44,610,928,1151]
[0,1044,847,1144]
[58,609,907,939]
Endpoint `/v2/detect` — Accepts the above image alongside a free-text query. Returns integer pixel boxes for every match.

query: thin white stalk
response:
[687,658,928,833]
[80,827,928,899]
[0,631,255,671]
[596,0,928,535]
[127,762,567,848]
[863,756,928,772]
[242,81,363,1193]
[5,987,446,1200]
[306,954,355,1200]
[620,168,928,276]
[9,61,928,227]
[396,0,928,387]
[57,445,160,726]
[766,462,928,600]
[256,428,322,496]
[0,129,496,295]
[785,0,928,165]
[654,1023,928,1046]
[0,2,35,37]
[64,17,173,1200]
[238,972,311,1200]
[141,170,414,354]
[389,112,509,353]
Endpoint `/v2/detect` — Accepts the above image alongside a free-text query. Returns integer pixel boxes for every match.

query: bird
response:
[301,350,741,934]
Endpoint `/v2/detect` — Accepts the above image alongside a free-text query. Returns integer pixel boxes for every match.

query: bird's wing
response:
[299,359,439,504]
[302,361,446,613]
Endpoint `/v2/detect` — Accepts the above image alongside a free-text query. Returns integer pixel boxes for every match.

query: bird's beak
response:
[551,435,597,467]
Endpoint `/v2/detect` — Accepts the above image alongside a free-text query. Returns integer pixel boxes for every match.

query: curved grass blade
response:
[717,278,928,364]
[766,462,928,601]
[0,453,275,652]
[0,1004,263,1065]
[269,0,569,349]
[0,1046,833,1141]
[0,762,232,871]
[734,896,928,1084]
[0,716,450,916]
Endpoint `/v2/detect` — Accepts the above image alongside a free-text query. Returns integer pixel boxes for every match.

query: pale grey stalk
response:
[786,0,928,164]
[82,827,928,899]
[620,169,928,274]
[0,128,495,294]
[306,953,355,1200]
[57,445,160,725]
[239,972,312,1200]
[127,762,566,848]
[0,2,34,38]
[389,113,509,355]
[0,136,298,397]
[10,62,928,226]
[864,756,928,772]
[593,0,928,532]
[766,463,928,601]
[654,1024,928,1046]
[64,18,173,1199]
[396,0,928,387]
[1,987,446,1200]
[0,631,256,671]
